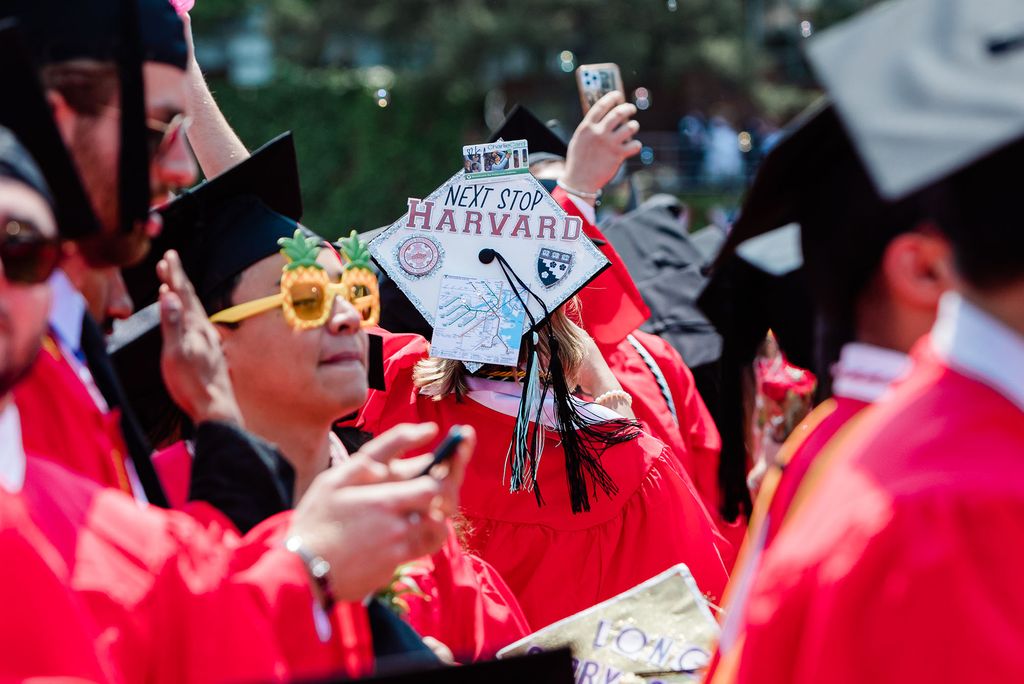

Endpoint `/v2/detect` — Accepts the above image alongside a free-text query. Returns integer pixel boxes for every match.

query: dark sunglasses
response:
[1,218,61,284]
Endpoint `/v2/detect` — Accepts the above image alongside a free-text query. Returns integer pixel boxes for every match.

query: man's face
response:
[64,61,197,267]
[219,250,370,427]
[0,179,55,396]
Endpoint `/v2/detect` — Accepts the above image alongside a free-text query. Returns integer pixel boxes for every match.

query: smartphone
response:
[418,425,466,477]
[576,63,624,114]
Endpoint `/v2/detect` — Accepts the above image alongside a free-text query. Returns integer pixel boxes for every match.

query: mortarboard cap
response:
[370,161,635,515]
[805,0,1024,201]
[489,105,569,165]
[122,132,306,312]
[0,21,100,238]
[369,167,609,364]
[3,0,187,69]
[305,649,574,684]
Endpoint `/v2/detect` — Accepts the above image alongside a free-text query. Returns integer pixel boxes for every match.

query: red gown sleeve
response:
[551,187,649,346]
[399,524,531,663]
[21,456,373,683]
[347,328,431,436]
[0,490,115,683]
[15,335,134,495]
[631,331,724,513]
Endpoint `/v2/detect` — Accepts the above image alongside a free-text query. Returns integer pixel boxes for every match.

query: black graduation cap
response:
[0,21,101,239]
[0,125,52,210]
[306,649,575,684]
[122,132,305,312]
[698,99,926,520]
[489,105,569,164]
[112,135,385,444]
[2,0,187,69]
[2,0,186,239]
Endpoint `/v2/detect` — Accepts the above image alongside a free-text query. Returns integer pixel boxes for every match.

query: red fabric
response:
[762,395,868,546]
[152,442,192,510]
[717,346,1024,682]
[0,488,115,683]
[552,188,649,346]
[355,340,729,630]
[400,524,532,662]
[15,335,133,494]
[20,455,373,683]
[603,333,725,508]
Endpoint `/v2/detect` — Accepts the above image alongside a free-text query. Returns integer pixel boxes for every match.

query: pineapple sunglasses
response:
[209,230,381,331]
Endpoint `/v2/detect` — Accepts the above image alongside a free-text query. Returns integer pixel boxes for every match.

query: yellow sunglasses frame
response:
[209,281,378,330]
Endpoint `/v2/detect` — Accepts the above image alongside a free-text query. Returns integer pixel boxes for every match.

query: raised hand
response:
[157,248,244,426]
[288,422,476,601]
[561,91,643,201]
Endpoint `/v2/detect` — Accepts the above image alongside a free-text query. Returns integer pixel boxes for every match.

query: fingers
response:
[583,90,625,125]
[598,102,638,136]
[438,424,474,485]
[378,475,446,516]
[614,119,641,144]
[159,284,184,344]
[357,422,439,465]
[622,139,643,159]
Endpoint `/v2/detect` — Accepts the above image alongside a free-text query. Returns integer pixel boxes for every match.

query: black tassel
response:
[546,331,641,514]
[478,247,639,514]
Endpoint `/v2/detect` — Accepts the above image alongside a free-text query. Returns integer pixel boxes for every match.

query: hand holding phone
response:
[576,63,624,114]
[418,425,467,477]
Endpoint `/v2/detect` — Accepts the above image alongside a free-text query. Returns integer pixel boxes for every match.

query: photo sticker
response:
[463,139,530,183]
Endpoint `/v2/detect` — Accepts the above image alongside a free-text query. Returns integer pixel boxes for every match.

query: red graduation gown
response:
[601,331,742,557]
[355,337,730,630]
[0,488,115,683]
[550,187,649,346]
[14,335,134,494]
[397,523,532,662]
[713,346,1024,682]
[20,454,374,683]
[555,193,741,556]
[153,425,530,663]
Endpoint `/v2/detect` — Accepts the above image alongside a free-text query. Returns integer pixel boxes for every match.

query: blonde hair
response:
[414,298,588,398]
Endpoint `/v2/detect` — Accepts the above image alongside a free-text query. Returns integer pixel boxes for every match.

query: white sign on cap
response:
[369,167,610,367]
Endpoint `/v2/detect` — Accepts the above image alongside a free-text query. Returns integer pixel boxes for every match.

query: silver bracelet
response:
[556,179,602,200]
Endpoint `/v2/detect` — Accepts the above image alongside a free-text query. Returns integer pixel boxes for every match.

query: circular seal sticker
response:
[397,236,443,278]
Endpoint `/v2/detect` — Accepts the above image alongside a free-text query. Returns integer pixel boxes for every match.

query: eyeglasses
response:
[145,113,191,159]
[100,107,192,160]
[0,218,61,285]
[209,236,380,331]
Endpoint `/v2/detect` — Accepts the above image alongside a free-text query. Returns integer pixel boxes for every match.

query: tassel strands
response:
[479,248,641,514]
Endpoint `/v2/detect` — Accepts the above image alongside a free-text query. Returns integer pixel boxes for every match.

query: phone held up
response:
[576,63,624,114]
[418,425,467,478]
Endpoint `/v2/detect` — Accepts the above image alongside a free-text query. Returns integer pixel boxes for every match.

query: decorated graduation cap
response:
[369,145,639,514]
[805,0,1024,201]
[1,0,186,242]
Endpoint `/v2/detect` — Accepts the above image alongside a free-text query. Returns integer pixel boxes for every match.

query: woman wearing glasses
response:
[115,134,532,665]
